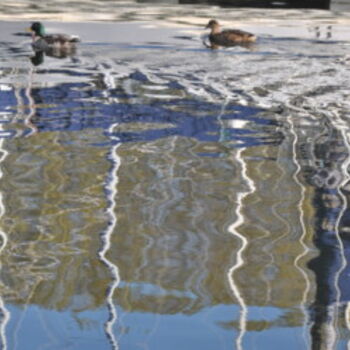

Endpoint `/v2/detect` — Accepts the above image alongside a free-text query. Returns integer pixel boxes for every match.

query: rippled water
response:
[1,1,350,349]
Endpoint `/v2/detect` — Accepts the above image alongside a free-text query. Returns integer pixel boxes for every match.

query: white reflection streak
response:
[98,66,121,350]
[98,128,121,350]
[288,116,311,349]
[228,147,255,350]
[0,129,9,350]
[22,67,37,138]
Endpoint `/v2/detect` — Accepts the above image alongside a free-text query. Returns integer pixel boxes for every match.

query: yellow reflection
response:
[0,123,9,349]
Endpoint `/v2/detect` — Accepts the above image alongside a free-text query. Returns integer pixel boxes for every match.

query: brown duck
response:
[205,19,256,47]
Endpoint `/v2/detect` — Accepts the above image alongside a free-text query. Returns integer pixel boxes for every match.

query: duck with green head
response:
[28,22,80,53]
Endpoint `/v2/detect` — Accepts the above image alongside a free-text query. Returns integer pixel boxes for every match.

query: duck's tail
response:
[69,35,80,43]
[247,34,257,42]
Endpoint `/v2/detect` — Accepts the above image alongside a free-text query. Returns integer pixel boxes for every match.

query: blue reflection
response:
[0,81,283,150]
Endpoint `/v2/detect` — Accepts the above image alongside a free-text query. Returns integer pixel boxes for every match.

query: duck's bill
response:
[26,28,33,32]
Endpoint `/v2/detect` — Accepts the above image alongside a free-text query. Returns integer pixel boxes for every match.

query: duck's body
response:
[32,34,80,51]
[205,19,256,47]
[29,22,80,53]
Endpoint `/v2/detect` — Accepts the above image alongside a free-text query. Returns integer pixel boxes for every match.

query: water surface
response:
[0,2,350,349]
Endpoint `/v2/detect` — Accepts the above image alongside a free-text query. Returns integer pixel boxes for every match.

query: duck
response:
[28,22,80,53]
[205,19,256,47]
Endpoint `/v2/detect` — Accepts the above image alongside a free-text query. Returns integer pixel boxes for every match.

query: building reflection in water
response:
[4,76,349,348]
[295,109,350,349]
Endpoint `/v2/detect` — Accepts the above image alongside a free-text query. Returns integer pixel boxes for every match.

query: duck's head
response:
[205,19,220,30]
[29,22,45,37]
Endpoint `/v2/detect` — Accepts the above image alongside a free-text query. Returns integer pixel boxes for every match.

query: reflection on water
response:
[98,71,121,349]
[0,132,9,350]
[0,2,350,350]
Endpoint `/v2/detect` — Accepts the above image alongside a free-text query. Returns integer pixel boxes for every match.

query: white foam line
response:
[0,132,9,350]
[227,147,256,350]
[97,123,121,350]
[287,114,312,349]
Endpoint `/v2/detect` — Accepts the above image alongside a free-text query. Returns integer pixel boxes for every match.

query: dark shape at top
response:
[179,0,330,9]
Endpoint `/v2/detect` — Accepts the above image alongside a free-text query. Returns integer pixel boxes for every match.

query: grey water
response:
[0,1,350,349]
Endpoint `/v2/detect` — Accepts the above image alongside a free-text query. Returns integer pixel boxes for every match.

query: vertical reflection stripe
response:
[98,126,121,350]
[98,66,121,349]
[228,147,256,350]
[288,114,312,349]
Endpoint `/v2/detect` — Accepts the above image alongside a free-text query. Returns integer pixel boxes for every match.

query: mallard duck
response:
[205,19,256,47]
[28,22,80,52]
